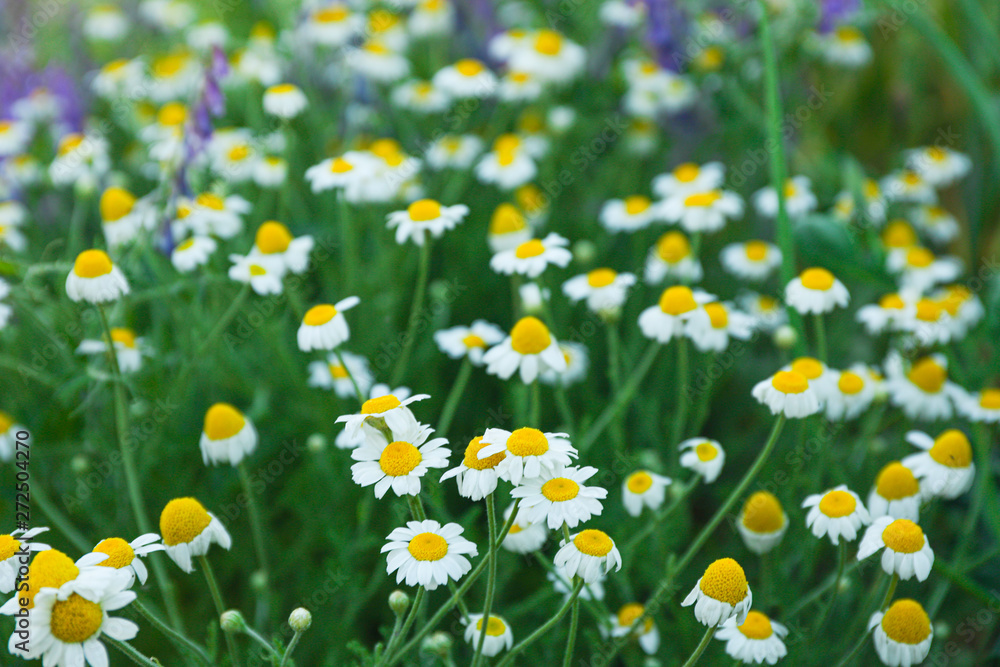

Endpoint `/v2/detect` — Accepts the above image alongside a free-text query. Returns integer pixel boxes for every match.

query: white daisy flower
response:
[175,193,250,239]
[409,0,454,37]
[606,603,659,654]
[99,187,157,248]
[200,403,257,466]
[498,71,544,102]
[562,268,636,316]
[682,558,753,627]
[956,387,1000,423]
[935,284,984,336]
[263,83,307,119]
[432,59,497,98]
[824,365,877,420]
[487,203,532,253]
[784,267,849,315]
[0,412,25,461]
[50,133,110,190]
[896,297,956,347]
[911,205,959,244]
[884,353,961,421]
[868,461,923,523]
[347,41,410,83]
[92,534,165,587]
[621,470,671,517]
[76,327,145,373]
[252,156,288,188]
[482,317,568,384]
[249,221,314,274]
[488,29,530,61]
[141,0,195,30]
[434,320,505,366]
[147,51,202,103]
[386,199,469,246]
[660,189,744,234]
[308,351,373,399]
[507,29,586,84]
[652,162,725,200]
[753,176,817,219]
[0,527,50,593]
[752,369,821,418]
[366,9,408,51]
[159,497,231,573]
[228,254,286,295]
[679,438,726,483]
[426,135,484,170]
[538,341,589,387]
[302,4,361,47]
[0,222,27,252]
[720,240,782,282]
[857,517,934,581]
[391,80,450,114]
[549,564,605,601]
[0,549,120,622]
[802,485,871,545]
[644,231,703,284]
[477,427,577,486]
[902,429,975,499]
[905,146,971,187]
[463,613,513,657]
[714,610,789,665]
[0,120,32,157]
[856,293,912,335]
[638,285,711,344]
[511,465,607,530]
[186,20,229,51]
[336,393,430,440]
[779,357,835,408]
[66,250,130,304]
[171,236,217,272]
[815,25,872,67]
[881,169,937,204]
[868,600,933,667]
[296,297,360,352]
[887,246,962,294]
[304,152,376,194]
[831,179,888,227]
[518,282,551,315]
[684,301,755,353]
[599,195,661,232]
[599,0,646,28]
[381,520,477,590]
[500,503,547,554]
[553,529,622,584]
[476,134,537,190]
[351,421,450,498]
[736,491,788,555]
[439,435,507,501]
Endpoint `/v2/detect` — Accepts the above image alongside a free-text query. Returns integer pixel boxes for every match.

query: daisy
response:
[868,600,933,666]
[911,205,959,244]
[76,328,145,373]
[476,134,537,189]
[366,9,408,51]
[753,176,817,219]
[1,548,120,618]
[500,503,548,554]
[896,298,956,347]
[426,135,484,170]
[638,285,711,343]
[100,187,155,248]
[66,250,130,304]
[432,59,497,98]
[351,421,450,498]
[0,220,28,252]
[92,534,165,587]
[200,403,257,466]
[483,205,531,255]
[538,342,590,387]
[714,610,789,665]
[607,603,659,654]
[0,412,24,461]
[868,461,922,523]
[518,282,551,315]
[957,387,1000,423]
[815,25,872,67]
[720,241,782,282]
[660,189,744,234]
[888,247,962,294]
[381,520,477,590]
[562,269,636,316]
[786,267,850,315]
[802,485,871,545]
[935,284,984,335]
[508,29,586,84]
[644,231,703,284]
[0,527,50,593]
[599,0,646,28]
[882,169,936,204]
[512,466,607,530]
[553,529,622,584]
[832,179,887,227]
[682,558,753,627]
[549,565,605,601]
[159,497,231,573]
[171,236,217,272]
[147,51,201,102]
[679,438,726,483]
[684,301,756,353]
[621,470,671,517]
[176,193,250,239]
[263,83,307,119]
[599,195,661,232]
[295,298,360,353]
[347,41,410,84]
[308,351,373,399]
[337,393,430,441]
[856,293,912,335]
[251,156,287,188]
[498,71,544,102]
[305,152,375,194]
[488,29,530,61]
[653,162,725,199]
[0,120,32,157]
[905,146,971,187]
[302,4,361,47]
[752,369,821,418]
[249,221,314,275]
[824,365,877,420]
[434,320,505,366]
[140,0,195,30]
[228,254,285,295]
[409,0,454,38]
[857,517,934,581]
[736,491,788,555]
[186,20,229,51]
[903,429,975,499]
[477,427,577,486]
[482,317,568,384]
[386,199,469,246]
[463,613,513,657]
[439,436,507,501]
[391,80,450,114]
[50,133,110,190]
[884,353,961,421]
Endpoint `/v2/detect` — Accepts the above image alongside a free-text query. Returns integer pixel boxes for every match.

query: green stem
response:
[579,342,660,451]
[562,590,581,667]
[814,540,847,631]
[381,586,425,665]
[391,241,432,386]
[834,572,898,667]
[133,599,211,665]
[680,625,716,667]
[337,191,360,293]
[554,386,576,435]
[623,478,699,557]
[30,480,90,552]
[333,347,365,405]
[670,338,690,447]
[813,313,828,363]
[199,555,242,667]
[279,631,302,667]
[495,580,585,667]
[241,624,282,663]
[107,637,163,667]
[437,358,473,439]
[529,380,541,425]
[881,573,899,611]
[606,323,626,449]
[238,461,271,625]
[470,494,498,667]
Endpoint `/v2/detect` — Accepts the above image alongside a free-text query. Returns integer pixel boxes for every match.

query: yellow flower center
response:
[818,490,856,518]
[902,171,922,186]
[979,389,1000,410]
[738,611,774,639]
[329,363,349,379]
[656,231,690,262]
[704,302,728,329]
[408,199,442,222]
[268,83,297,96]
[157,102,187,127]
[674,163,700,183]
[744,240,769,261]
[695,442,717,461]
[907,357,946,393]
[573,529,614,557]
[699,558,748,605]
[883,220,917,248]
[153,52,188,78]
[683,191,722,207]
[371,138,404,165]
[100,187,135,222]
[510,317,552,355]
[364,41,390,55]
[0,411,14,433]
[408,532,448,561]
[624,195,651,215]
[476,616,507,636]
[906,247,934,268]
[93,537,136,568]
[463,436,506,470]
[881,600,932,645]
[228,144,250,162]
[315,5,349,22]
[379,441,422,476]
[252,20,276,38]
[490,204,527,235]
[784,181,798,198]
[0,121,11,134]
[0,535,21,561]
[110,328,137,349]
[160,497,212,546]
[587,268,617,288]
[304,304,337,326]
[875,462,920,500]
[518,113,544,138]
[882,519,925,553]
[741,491,784,533]
[58,134,84,155]
[928,430,972,467]
[517,184,546,214]
[462,334,486,349]
[196,193,225,210]
[864,179,881,199]
[73,249,114,278]
[616,603,654,633]
[771,370,808,394]
[626,471,653,494]
[506,427,549,457]
[255,221,293,254]
[330,157,354,173]
[835,26,863,42]
[915,299,943,322]
[838,371,864,395]
[541,477,580,502]
[879,293,905,310]
[204,403,246,440]
[49,593,104,643]
[22,550,80,610]
[510,71,531,83]
[369,8,400,32]
[790,357,823,380]
[658,285,696,315]
[362,395,402,414]
[455,58,485,76]
[800,267,835,291]
[508,524,523,534]
[534,29,562,55]
[514,239,545,259]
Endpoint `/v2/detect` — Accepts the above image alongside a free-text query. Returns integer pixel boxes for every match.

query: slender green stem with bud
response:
[107,637,163,667]
[495,580,584,667]
[437,358,473,438]
[470,493,498,667]
[279,631,303,667]
[199,555,242,667]
[133,599,211,665]
[392,241,432,386]
[238,461,271,625]
[579,342,660,451]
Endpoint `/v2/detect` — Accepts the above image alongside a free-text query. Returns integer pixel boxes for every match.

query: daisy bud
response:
[307,433,328,453]
[389,590,410,617]
[288,608,312,633]
[251,570,269,591]
[71,454,90,475]
[772,324,797,350]
[571,239,597,264]
[220,610,246,633]
[423,631,452,657]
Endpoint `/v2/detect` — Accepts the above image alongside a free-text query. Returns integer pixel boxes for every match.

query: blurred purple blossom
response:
[646,0,688,72]
[819,0,861,33]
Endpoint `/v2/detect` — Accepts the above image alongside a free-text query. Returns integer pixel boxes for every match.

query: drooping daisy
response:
[831,179,887,227]
[911,205,960,244]
[935,284,984,336]
[684,301,755,353]
[92,534,165,587]
[386,199,469,246]
[200,403,257,466]
[171,236,217,272]
[737,491,788,555]
[905,146,971,187]
[784,267,849,315]
[538,341,590,387]
[653,162,725,199]
[487,203,532,253]
[351,420,450,498]
[956,387,1000,423]
[253,156,288,188]
[607,603,659,654]
[507,29,586,84]
[0,119,32,157]
[868,461,922,523]
[228,254,286,295]
[476,134,538,189]
[554,529,622,584]
[425,135,484,170]
[621,470,671,517]
[682,557,753,627]
[262,83,308,119]
[439,436,506,501]
[302,4,361,47]
[159,497,232,573]
[99,186,153,248]
[896,297,956,347]
[644,231,703,284]
[562,268,636,316]
[336,393,430,440]
[475,426,578,487]
[500,503,548,554]
[868,600,933,666]
[66,250,130,304]
[720,241,782,282]
[802,485,871,545]
[824,365,877,420]
[752,369,821,418]
[881,169,936,204]
[512,466,607,530]
[599,195,661,232]
[297,297,360,352]
[305,152,375,194]
[482,316,568,384]
[815,25,872,67]
[856,293,912,335]
[50,133,110,190]
[902,429,975,499]
[549,564,606,601]
[76,327,145,373]
[638,285,710,343]
[660,189,744,234]
[381,520,477,590]
[347,41,411,83]
[498,70,544,102]
[753,176,817,219]
[884,353,961,421]
[247,221,315,275]
[714,610,789,665]
[432,59,497,98]
[857,517,934,581]
[463,613,513,657]
[409,0,454,37]
[175,192,250,238]
[308,351,373,399]
[679,438,726,483]
[0,527,50,593]
[434,320,505,366]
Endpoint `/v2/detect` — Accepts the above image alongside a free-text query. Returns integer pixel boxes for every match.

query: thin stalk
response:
[337,191,360,292]
[813,313,828,363]
[834,574,897,667]
[606,322,626,449]
[199,555,242,667]
[278,631,303,667]
[562,589,581,667]
[470,494,498,667]
[133,599,211,665]
[554,386,576,435]
[495,580,585,667]
[391,241,432,386]
[680,625,716,667]
[814,540,848,631]
[241,624,282,663]
[529,380,541,425]
[333,347,365,405]
[579,343,660,451]
[437,358,473,439]
[670,338,690,447]
[238,461,271,626]
[107,637,163,667]
[381,586,426,665]
[881,573,899,611]
[30,480,90,552]
[623,478,699,557]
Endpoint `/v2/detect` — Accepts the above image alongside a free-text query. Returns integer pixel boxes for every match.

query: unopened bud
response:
[773,324,797,350]
[250,570,269,592]
[71,454,90,475]
[306,433,327,453]
[422,631,452,657]
[571,239,597,265]
[389,590,410,616]
[220,610,245,633]
[289,608,312,633]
